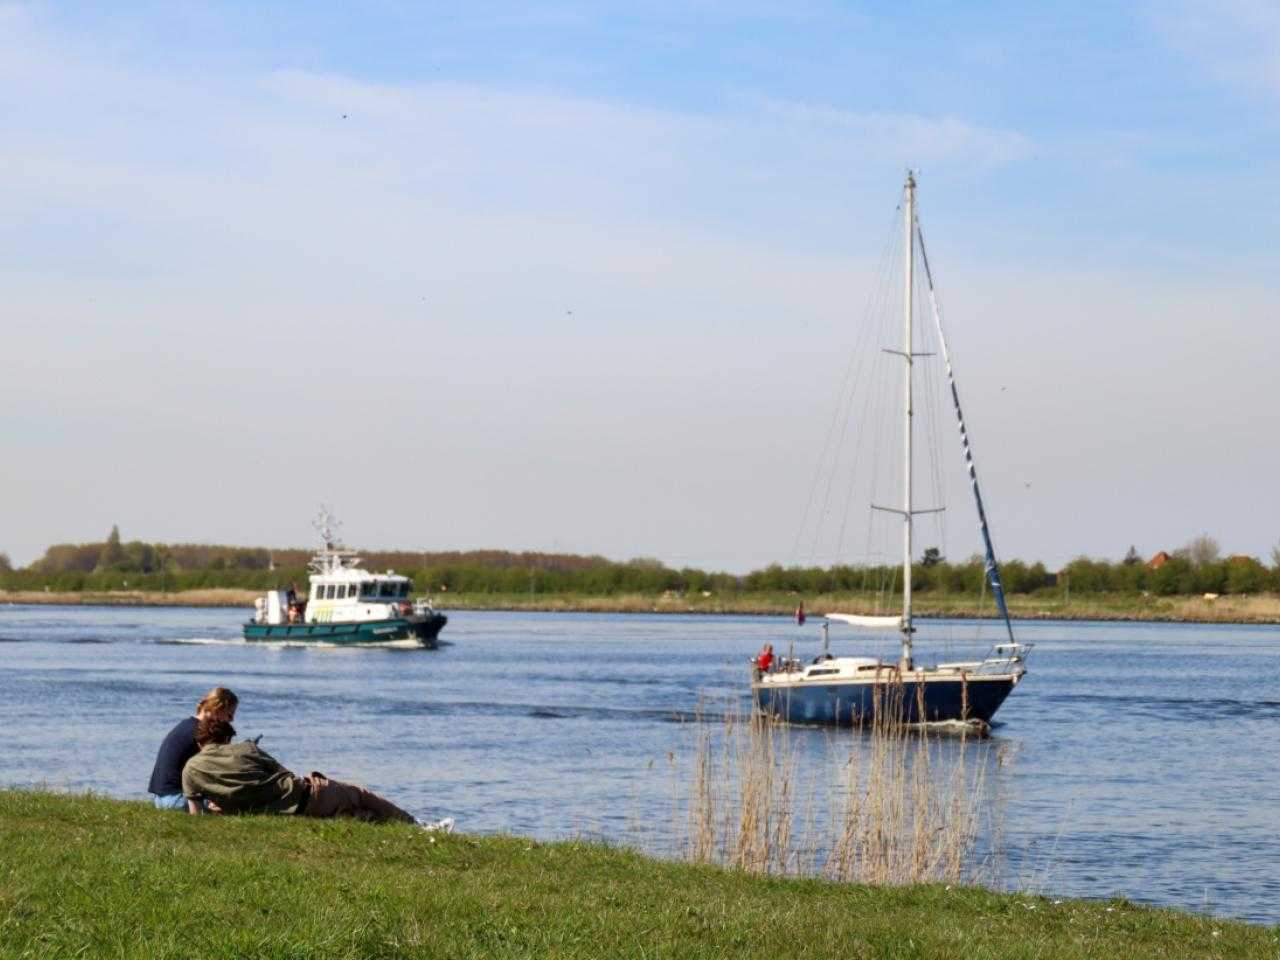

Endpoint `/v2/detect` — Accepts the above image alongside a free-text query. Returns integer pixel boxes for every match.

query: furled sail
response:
[916,225,1016,645]
[825,613,904,629]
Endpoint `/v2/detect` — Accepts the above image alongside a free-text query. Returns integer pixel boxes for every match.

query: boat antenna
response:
[312,505,343,551]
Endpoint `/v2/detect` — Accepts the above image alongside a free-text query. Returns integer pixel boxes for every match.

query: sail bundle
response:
[825,613,903,630]
[916,226,1016,645]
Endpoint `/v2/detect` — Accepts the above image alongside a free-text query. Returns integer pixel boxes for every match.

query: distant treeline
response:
[2,529,1278,597]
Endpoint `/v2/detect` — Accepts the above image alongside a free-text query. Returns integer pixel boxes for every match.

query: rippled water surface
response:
[2,605,1278,924]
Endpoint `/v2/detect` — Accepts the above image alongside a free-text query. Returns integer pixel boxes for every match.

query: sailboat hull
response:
[753,674,1017,727]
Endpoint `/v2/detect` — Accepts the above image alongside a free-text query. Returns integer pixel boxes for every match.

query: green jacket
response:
[181,741,308,815]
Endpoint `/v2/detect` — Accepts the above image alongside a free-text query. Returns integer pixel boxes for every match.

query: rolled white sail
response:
[825,613,903,630]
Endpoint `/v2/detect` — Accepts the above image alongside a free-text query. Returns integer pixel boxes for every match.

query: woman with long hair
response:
[147,686,238,810]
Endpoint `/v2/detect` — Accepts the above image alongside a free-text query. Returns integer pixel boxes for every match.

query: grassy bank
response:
[0,791,1271,959]
[4,587,1280,624]
[0,587,261,607]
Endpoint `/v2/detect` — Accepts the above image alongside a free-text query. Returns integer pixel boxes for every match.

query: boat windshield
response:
[355,580,412,599]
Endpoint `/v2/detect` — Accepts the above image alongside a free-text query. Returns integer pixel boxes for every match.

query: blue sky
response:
[1,1,1276,570]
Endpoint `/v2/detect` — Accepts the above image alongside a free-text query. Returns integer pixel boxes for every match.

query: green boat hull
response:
[242,614,446,648]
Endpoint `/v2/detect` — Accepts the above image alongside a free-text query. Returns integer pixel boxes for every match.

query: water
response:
[1,605,1277,924]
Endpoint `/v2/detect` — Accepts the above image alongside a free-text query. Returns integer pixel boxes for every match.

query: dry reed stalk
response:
[686,688,994,888]
[689,718,717,864]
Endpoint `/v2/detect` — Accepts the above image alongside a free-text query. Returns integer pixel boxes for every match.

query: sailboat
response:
[752,173,1032,727]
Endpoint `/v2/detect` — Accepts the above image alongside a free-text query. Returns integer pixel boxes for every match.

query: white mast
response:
[900,172,915,671]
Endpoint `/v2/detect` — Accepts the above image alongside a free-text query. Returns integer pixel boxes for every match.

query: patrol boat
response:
[243,512,447,647]
[753,174,1031,727]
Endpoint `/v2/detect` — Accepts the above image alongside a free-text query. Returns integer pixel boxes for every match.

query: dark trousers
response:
[301,775,415,824]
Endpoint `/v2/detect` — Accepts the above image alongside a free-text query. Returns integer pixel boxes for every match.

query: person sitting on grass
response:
[181,718,449,829]
[147,686,239,811]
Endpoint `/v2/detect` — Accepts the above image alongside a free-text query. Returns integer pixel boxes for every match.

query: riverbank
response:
[4,587,1280,624]
[0,790,1269,958]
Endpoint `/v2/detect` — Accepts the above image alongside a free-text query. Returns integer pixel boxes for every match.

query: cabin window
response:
[807,668,839,677]
[398,583,410,598]
[339,585,350,599]
[324,585,335,600]
[312,585,322,601]
[362,582,374,598]
[379,582,396,598]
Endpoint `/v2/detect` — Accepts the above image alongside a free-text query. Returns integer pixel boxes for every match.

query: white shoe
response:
[417,817,455,834]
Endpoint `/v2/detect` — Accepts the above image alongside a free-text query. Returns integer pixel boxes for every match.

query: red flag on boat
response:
[795,603,806,625]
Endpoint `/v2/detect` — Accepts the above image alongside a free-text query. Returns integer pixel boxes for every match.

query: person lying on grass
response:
[182,717,421,825]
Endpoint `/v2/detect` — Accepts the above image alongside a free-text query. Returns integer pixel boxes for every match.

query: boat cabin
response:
[309,573,413,604]
[253,569,419,626]
[761,655,885,683]
[302,570,416,625]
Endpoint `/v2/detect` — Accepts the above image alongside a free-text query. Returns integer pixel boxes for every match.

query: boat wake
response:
[159,636,427,650]
[157,636,247,646]
[1044,691,1280,721]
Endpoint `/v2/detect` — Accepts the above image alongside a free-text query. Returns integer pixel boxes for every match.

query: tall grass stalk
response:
[687,698,994,887]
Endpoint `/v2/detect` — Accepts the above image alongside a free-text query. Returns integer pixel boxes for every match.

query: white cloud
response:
[1154,0,1280,99]
[756,97,1034,168]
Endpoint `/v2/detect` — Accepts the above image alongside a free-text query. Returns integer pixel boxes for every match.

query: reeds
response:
[687,706,803,873]
[685,697,996,886]
[0,588,259,607]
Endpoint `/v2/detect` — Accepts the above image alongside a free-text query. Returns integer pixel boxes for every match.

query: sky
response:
[1,1,1277,572]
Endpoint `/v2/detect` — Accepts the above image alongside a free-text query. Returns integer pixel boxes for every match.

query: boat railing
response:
[971,641,1034,675]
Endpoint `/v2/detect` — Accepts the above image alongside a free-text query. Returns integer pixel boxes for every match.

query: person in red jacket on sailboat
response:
[753,643,775,680]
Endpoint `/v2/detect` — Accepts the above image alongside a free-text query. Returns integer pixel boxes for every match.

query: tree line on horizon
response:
[1,528,1278,598]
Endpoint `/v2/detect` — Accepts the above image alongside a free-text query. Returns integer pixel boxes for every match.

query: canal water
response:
[2,606,1277,924]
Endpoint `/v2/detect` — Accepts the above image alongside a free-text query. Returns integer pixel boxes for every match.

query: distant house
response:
[1148,551,1171,569]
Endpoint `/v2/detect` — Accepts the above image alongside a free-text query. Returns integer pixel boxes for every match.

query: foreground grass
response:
[0,792,1273,959]
[5,588,1280,624]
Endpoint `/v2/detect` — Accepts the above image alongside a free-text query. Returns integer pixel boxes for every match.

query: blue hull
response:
[242,614,446,647]
[753,675,1016,726]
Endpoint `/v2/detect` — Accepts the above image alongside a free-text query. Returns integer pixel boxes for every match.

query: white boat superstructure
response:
[297,546,437,626]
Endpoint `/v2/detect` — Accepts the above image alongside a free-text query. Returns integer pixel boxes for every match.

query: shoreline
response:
[3,588,1279,625]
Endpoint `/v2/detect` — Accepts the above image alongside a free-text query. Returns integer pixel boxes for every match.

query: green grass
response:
[1,791,1274,958]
